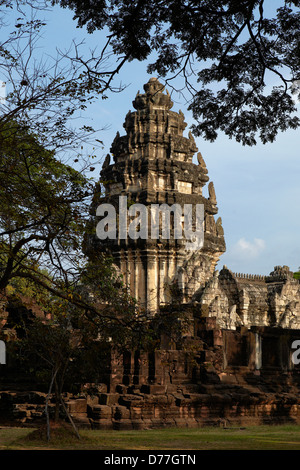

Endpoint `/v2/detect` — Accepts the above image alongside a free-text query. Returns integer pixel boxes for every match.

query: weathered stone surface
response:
[195,265,300,331]
[99,393,120,405]
[86,77,225,313]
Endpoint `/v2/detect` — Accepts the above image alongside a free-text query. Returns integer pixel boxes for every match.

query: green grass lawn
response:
[1,424,300,450]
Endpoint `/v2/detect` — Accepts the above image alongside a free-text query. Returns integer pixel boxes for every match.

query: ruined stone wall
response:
[3,320,300,429]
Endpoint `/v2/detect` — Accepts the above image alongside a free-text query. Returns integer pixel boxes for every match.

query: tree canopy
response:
[55,0,300,145]
[0,0,124,294]
[0,1,143,335]
[0,120,90,290]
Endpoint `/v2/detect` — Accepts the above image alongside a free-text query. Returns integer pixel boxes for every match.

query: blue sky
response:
[2,2,300,276]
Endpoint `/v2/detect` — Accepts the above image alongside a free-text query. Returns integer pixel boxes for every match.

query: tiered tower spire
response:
[89,78,226,312]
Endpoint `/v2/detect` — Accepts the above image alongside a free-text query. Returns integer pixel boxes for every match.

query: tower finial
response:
[132,77,173,110]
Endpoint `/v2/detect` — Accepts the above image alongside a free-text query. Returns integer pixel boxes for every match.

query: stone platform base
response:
[2,380,300,430]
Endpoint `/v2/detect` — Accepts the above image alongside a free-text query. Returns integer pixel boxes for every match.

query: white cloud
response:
[233,237,266,259]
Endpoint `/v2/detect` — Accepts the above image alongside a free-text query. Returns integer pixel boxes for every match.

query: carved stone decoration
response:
[87,78,226,312]
[88,77,300,329]
[132,77,173,111]
[193,264,300,331]
[197,152,206,168]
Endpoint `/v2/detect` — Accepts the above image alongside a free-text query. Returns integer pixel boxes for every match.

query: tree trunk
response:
[45,367,59,441]
[54,380,60,422]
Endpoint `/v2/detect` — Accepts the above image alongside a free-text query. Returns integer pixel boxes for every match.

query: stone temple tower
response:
[88,78,225,312]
